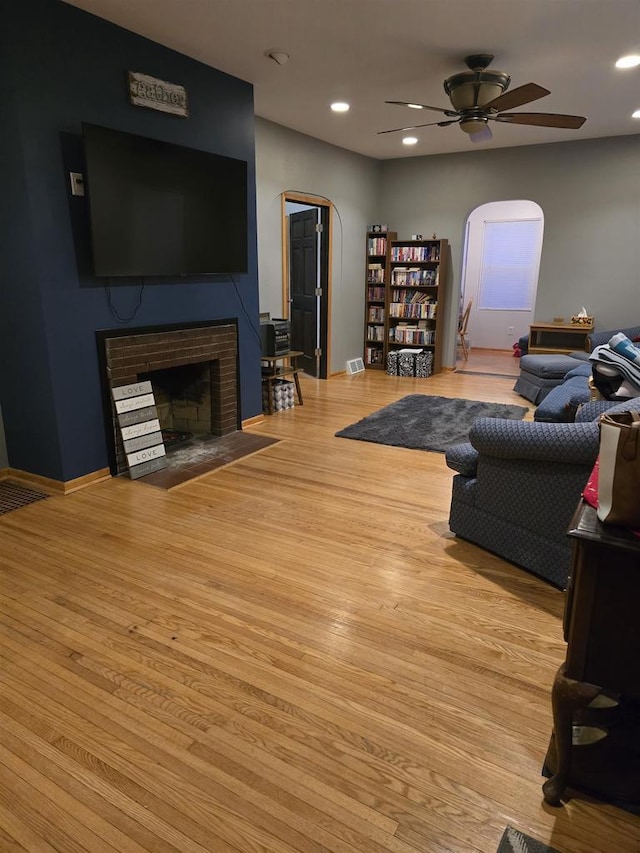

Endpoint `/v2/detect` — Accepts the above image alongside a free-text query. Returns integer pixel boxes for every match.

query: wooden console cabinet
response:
[543,502,640,807]
[529,321,594,354]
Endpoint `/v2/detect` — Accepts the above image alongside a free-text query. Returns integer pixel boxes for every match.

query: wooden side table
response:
[542,502,640,806]
[529,321,594,355]
[261,351,304,415]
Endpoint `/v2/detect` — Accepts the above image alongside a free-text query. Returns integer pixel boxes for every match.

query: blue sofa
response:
[515,325,640,423]
[445,397,640,588]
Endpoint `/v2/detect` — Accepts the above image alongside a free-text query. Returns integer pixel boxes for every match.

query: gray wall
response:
[257,127,640,373]
[380,134,640,366]
[255,118,380,372]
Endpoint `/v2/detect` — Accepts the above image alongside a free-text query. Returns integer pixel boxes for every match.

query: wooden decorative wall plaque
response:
[112,381,168,479]
[128,71,189,117]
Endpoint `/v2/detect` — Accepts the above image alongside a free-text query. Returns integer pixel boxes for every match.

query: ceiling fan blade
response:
[483,83,550,112]
[377,119,459,135]
[469,124,493,143]
[496,112,587,129]
[385,100,458,117]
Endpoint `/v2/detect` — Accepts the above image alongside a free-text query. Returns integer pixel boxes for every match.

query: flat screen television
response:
[82,122,248,277]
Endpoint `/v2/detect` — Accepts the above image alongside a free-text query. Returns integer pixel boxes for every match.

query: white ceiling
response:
[64,0,640,160]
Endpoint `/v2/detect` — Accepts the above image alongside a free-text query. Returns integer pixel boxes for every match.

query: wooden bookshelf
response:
[387,237,448,375]
[363,230,396,369]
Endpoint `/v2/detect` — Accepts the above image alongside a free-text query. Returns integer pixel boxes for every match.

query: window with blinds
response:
[477,218,543,311]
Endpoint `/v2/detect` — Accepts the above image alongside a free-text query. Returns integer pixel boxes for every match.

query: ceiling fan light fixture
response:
[402,136,418,145]
[379,53,585,144]
[459,117,488,135]
[632,109,640,119]
[330,101,350,112]
[444,68,510,110]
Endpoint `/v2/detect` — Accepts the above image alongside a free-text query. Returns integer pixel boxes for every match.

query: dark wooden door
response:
[289,209,319,377]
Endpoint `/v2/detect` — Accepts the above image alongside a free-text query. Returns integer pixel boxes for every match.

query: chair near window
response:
[457,299,472,361]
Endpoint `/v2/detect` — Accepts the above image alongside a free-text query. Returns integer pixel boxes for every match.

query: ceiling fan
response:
[379,54,586,143]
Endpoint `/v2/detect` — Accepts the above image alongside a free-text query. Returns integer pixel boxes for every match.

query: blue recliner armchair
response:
[445,397,640,588]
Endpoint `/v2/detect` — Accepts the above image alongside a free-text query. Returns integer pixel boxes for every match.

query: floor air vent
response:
[0,480,49,515]
[346,358,365,375]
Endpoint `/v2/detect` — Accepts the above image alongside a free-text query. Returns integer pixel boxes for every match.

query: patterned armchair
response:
[445,397,640,588]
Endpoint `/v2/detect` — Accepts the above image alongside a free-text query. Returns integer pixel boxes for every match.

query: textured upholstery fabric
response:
[445,442,478,476]
[565,363,592,380]
[469,419,599,464]
[519,354,584,378]
[533,375,592,423]
[587,325,640,351]
[445,421,599,588]
[566,351,591,362]
[513,354,586,405]
[576,396,640,422]
[446,398,640,588]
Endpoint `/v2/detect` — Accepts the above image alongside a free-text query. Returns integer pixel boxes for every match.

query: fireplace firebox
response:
[97,320,240,476]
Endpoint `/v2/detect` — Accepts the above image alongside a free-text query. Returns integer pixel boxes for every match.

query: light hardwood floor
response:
[1,356,638,853]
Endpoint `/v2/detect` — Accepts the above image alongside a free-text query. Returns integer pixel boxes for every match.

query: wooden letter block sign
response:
[112,381,168,479]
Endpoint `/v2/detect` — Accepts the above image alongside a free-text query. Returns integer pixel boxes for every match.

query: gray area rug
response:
[498,826,560,853]
[335,394,528,452]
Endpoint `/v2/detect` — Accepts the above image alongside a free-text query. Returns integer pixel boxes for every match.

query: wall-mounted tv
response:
[82,123,248,277]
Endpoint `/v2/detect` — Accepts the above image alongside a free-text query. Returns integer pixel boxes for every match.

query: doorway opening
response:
[458,200,544,364]
[281,192,332,379]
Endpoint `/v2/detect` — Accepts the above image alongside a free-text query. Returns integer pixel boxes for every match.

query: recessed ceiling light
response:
[407,104,424,110]
[615,54,640,69]
[330,102,350,112]
[402,136,418,145]
[632,109,640,119]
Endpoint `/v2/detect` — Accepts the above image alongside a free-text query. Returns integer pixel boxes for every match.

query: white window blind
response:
[478,218,543,311]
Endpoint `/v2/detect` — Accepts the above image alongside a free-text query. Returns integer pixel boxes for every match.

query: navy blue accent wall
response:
[0,0,261,481]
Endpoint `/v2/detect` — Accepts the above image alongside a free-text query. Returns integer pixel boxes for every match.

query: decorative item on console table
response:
[387,237,448,375]
[363,229,396,369]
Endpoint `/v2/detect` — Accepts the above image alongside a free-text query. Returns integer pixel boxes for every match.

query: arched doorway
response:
[460,200,544,355]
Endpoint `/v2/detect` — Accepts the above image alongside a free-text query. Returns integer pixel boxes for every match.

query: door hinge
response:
[315,287,323,296]
[315,223,324,233]
[314,347,322,357]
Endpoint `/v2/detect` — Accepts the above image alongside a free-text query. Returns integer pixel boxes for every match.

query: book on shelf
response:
[388,302,437,319]
[390,244,440,262]
[367,237,388,256]
[391,268,438,287]
[366,346,384,365]
[389,326,435,345]
[367,268,384,285]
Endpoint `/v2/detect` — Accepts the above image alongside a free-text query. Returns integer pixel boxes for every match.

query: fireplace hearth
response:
[97,320,240,476]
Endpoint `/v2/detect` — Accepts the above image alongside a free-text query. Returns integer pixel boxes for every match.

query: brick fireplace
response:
[97,320,240,476]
